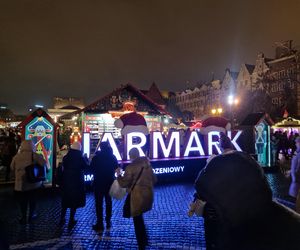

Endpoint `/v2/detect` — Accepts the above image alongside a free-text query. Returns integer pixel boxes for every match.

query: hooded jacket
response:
[10,140,46,191]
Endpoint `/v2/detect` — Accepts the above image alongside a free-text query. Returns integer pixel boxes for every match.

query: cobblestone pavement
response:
[1,184,206,250]
[0,171,294,250]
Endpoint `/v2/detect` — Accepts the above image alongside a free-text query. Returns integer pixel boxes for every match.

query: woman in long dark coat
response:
[60,142,88,228]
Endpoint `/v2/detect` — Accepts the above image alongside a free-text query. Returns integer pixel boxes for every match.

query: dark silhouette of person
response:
[60,142,88,228]
[195,151,300,250]
[91,141,118,231]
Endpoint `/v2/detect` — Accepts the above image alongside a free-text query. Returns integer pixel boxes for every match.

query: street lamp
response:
[228,95,239,128]
[211,107,223,115]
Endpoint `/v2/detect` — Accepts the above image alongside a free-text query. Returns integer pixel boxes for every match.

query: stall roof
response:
[273,117,300,128]
[240,113,274,127]
[60,83,171,119]
[18,108,57,128]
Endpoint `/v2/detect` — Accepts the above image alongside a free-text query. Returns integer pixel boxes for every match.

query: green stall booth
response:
[18,108,58,186]
[239,113,274,167]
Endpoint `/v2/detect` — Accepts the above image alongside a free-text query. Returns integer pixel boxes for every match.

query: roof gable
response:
[245,64,255,74]
[62,83,170,118]
[146,82,165,106]
[240,112,274,126]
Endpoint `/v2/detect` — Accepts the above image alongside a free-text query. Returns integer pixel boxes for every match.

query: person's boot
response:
[59,217,66,226]
[68,219,77,229]
[106,219,111,229]
[28,212,38,223]
[92,222,104,231]
[19,217,26,225]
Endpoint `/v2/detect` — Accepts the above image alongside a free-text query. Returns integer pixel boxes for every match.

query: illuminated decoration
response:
[273,117,300,128]
[227,130,242,151]
[201,116,231,134]
[122,101,136,112]
[83,132,90,158]
[255,123,268,166]
[125,132,147,159]
[240,113,273,167]
[151,131,180,158]
[83,130,242,160]
[70,127,81,144]
[115,111,149,136]
[84,174,94,182]
[83,113,121,139]
[183,131,205,156]
[84,166,186,182]
[25,116,54,182]
[99,133,122,160]
[153,166,184,174]
[190,122,202,130]
[208,131,222,155]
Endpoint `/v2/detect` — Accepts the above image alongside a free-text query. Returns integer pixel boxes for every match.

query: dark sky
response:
[1,0,300,114]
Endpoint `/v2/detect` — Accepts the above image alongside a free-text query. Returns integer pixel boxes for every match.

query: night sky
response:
[1,0,300,114]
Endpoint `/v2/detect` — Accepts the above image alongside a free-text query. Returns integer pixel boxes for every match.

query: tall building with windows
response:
[171,40,300,121]
[170,69,237,120]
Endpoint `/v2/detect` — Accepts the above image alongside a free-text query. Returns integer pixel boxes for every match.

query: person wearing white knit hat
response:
[70,141,82,151]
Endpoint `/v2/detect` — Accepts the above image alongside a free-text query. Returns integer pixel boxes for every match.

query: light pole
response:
[228,95,239,129]
[211,107,223,116]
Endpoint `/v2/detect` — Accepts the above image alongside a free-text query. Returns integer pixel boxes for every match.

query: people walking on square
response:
[289,136,300,213]
[59,141,88,228]
[91,141,119,231]
[117,148,156,250]
[10,140,46,224]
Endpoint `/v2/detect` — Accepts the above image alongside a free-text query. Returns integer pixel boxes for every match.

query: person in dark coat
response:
[91,141,118,231]
[195,151,300,250]
[2,135,17,181]
[60,142,88,228]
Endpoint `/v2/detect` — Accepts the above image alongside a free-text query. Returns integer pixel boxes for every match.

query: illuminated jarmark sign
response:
[83,130,242,160]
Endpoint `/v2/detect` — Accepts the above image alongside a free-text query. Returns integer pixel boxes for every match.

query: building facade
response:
[171,40,300,121]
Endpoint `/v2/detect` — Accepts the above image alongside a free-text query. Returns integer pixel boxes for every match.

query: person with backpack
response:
[90,141,119,231]
[10,140,46,224]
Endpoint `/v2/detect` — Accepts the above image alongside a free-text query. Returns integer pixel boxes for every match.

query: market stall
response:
[239,113,274,167]
[18,108,59,185]
[272,117,300,133]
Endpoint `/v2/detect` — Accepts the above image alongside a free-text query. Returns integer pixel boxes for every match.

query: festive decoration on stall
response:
[114,111,149,136]
[273,117,300,128]
[19,108,58,185]
[201,116,231,134]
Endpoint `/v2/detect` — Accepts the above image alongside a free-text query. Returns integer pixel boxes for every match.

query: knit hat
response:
[71,141,82,151]
[114,112,149,136]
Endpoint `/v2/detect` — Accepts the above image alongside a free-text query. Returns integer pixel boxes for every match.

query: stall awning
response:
[273,117,300,128]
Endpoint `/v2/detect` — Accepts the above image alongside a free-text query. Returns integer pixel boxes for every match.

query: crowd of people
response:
[4,130,300,250]
[0,128,21,182]
[271,130,300,163]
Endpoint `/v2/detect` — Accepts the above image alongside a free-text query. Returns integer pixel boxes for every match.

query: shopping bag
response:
[109,180,126,200]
